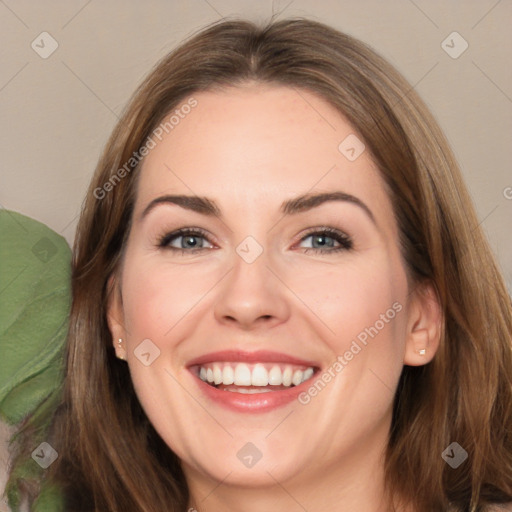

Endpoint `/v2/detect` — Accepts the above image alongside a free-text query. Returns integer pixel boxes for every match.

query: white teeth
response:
[292,370,303,386]
[222,365,234,385]
[234,363,252,386]
[303,367,314,381]
[268,365,282,385]
[197,362,317,388]
[282,366,293,386]
[213,363,223,385]
[251,364,269,386]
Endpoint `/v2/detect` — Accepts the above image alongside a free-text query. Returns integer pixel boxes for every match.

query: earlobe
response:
[106,275,127,359]
[403,281,443,367]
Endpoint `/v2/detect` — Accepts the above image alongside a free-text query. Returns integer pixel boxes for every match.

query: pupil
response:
[184,236,199,248]
[313,235,332,248]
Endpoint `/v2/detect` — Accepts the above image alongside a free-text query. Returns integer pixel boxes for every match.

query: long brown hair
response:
[6,17,512,512]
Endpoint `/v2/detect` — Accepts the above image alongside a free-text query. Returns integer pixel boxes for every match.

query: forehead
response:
[135,84,392,222]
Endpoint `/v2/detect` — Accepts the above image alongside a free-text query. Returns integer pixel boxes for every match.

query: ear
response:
[106,274,127,360]
[403,280,443,366]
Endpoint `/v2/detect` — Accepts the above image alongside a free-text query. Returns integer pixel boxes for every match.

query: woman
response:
[6,17,512,512]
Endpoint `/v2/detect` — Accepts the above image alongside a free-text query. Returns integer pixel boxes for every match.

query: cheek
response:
[283,253,407,455]
[287,253,406,353]
[121,256,218,340]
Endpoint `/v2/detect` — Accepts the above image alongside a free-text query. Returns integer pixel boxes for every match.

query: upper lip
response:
[187,349,320,368]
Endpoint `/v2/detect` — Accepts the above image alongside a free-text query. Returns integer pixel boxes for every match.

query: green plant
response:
[0,209,70,511]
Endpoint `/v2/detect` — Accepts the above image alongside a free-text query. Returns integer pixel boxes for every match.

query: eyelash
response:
[156,227,353,255]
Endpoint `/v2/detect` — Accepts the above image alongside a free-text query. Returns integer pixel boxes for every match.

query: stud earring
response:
[117,338,125,360]
[418,348,426,356]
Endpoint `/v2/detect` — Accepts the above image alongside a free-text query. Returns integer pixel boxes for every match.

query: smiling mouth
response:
[192,361,319,393]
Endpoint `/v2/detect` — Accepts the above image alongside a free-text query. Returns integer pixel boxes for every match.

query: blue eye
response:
[157,228,213,253]
[298,228,353,253]
[157,227,353,254]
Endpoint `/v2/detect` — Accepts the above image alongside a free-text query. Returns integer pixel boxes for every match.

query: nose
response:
[213,247,291,330]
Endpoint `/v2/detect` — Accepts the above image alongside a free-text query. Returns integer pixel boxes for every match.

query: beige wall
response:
[1,0,511,292]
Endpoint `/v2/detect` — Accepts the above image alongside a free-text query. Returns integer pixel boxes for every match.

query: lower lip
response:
[189,371,314,413]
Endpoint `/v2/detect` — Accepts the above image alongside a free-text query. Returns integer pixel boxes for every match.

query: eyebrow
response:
[139,191,376,225]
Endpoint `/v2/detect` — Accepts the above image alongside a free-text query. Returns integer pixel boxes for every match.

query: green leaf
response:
[32,480,65,512]
[0,210,71,425]
[1,210,71,509]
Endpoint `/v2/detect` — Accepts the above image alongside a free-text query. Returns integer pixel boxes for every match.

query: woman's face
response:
[108,83,431,495]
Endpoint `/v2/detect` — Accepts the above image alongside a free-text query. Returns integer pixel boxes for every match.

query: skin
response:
[108,83,442,512]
